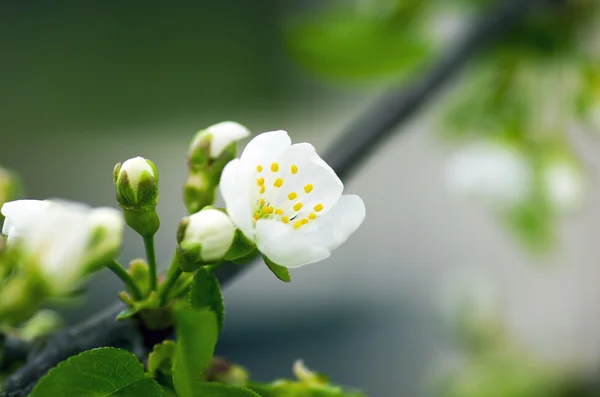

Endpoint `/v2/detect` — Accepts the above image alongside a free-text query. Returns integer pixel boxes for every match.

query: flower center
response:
[252,162,324,229]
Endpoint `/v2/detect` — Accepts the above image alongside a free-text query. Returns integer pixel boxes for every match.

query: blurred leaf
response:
[286,5,431,82]
[172,305,218,397]
[249,382,364,397]
[190,267,225,332]
[29,347,163,397]
[263,256,291,282]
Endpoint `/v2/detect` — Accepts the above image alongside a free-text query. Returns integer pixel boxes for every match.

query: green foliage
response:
[285,1,432,82]
[263,256,291,282]
[249,382,364,397]
[172,305,218,397]
[189,267,225,332]
[148,340,177,387]
[28,347,163,397]
[184,383,261,397]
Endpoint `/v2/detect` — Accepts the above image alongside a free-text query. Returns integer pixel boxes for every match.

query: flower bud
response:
[184,122,250,214]
[188,121,250,169]
[114,157,160,237]
[176,208,235,272]
[84,207,125,271]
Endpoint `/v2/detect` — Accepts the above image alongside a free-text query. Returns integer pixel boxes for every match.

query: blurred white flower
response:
[190,121,250,159]
[178,208,236,264]
[543,160,585,213]
[220,130,365,268]
[446,141,532,207]
[1,199,124,292]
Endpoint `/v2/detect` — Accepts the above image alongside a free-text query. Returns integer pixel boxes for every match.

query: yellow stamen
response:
[281,216,290,224]
[268,206,275,214]
[304,184,313,193]
[274,178,283,188]
[314,203,323,212]
[294,220,304,229]
[256,177,264,186]
[308,213,317,220]
[253,214,260,221]
[271,162,279,172]
[260,185,266,194]
[256,165,263,172]
[291,164,298,174]
[288,192,297,200]
[293,202,303,211]
[275,208,284,215]
[258,198,265,206]
[302,218,309,225]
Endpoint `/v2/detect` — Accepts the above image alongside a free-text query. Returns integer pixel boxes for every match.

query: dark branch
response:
[0,0,553,395]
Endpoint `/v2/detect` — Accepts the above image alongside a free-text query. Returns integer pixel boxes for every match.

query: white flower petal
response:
[204,121,250,158]
[120,156,154,189]
[1,200,52,242]
[303,194,366,251]
[240,130,291,169]
[220,159,255,239]
[255,219,331,268]
[270,143,343,216]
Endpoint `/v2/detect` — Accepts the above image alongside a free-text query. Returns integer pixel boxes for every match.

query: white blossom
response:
[1,199,124,292]
[446,141,532,207]
[543,161,585,213]
[220,130,365,268]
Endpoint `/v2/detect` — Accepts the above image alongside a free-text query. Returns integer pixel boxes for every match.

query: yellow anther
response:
[288,192,297,200]
[271,162,279,172]
[261,206,270,215]
[302,218,309,225]
[260,186,266,194]
[256,165,263,172]
[314,203,324,212]
[258,198,265,206]
[291,164,298,174]
[308,213,317,220]
[256,177,265,186]
[304,184,313,193]
[274,178,283,188]
[253,213,260,221]
[281,216,290,224]
[293,220,304,229]
[275,208,284,215]
[268,206,275,214]
[293,202,303,211]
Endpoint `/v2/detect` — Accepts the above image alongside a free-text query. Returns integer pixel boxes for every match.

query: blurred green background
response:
[2,1,600,396]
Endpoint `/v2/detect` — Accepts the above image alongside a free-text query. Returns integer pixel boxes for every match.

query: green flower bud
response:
[176,208,236,272]
[114,157,160,237]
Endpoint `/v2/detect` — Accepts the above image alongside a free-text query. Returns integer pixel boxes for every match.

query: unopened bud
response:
[184,122,250,214]
[177,208,235,272]
[114,157,160,237]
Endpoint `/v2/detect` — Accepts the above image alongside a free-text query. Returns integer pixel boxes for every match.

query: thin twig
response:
[0,0,553,395]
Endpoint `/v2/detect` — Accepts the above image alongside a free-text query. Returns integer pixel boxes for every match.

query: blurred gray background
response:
[2,2,600,396]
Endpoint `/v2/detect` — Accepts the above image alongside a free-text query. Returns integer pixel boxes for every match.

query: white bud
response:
[190,121,250,159]
[113,156,159,209]
[178,209,235,268]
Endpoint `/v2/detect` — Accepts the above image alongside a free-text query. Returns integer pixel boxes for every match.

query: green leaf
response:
[224,229,257,261]
[148,340,177,386]
[263,256,291,283]
[286,6,431,82]
[186,382,261,397]
[190,267,225,332]
[249,382,365,397]
[29,347,163,397]
[172,304,218,397]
